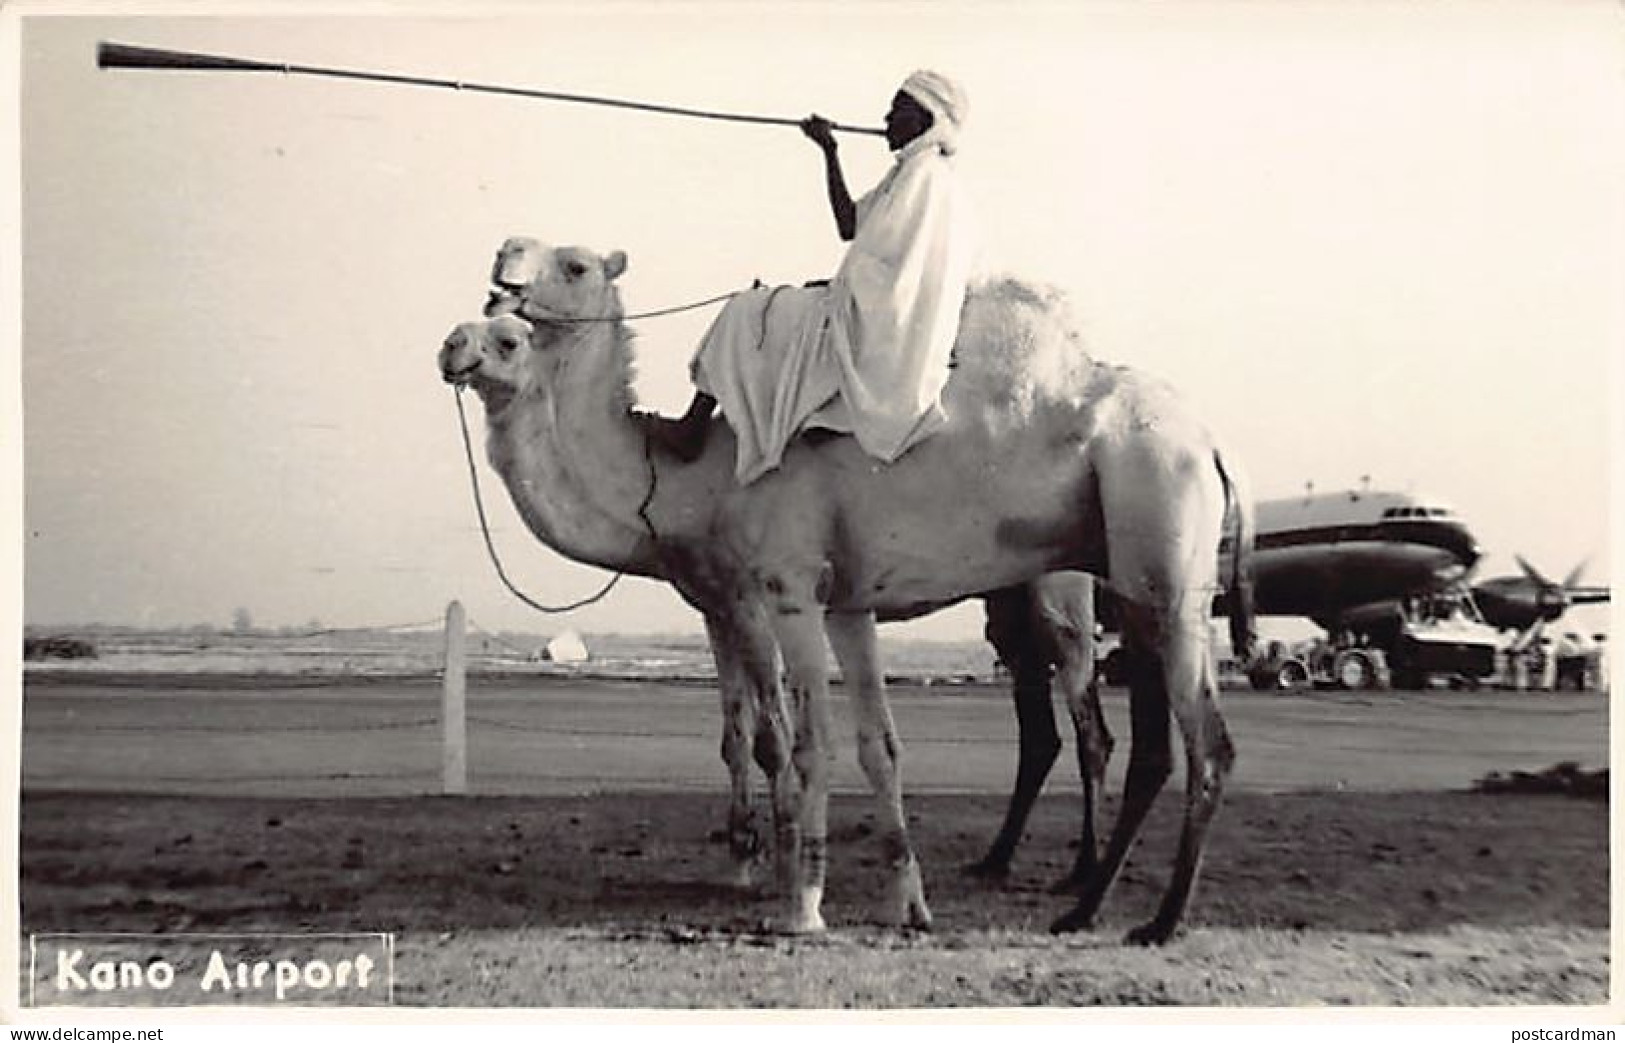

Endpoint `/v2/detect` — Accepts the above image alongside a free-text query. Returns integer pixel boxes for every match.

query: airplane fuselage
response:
[1248,490,1481,633]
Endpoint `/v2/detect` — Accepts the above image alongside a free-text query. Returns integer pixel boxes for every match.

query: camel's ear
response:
[603,250,628,282]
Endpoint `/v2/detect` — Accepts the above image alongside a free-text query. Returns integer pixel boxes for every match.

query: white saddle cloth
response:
[691,285,851,484]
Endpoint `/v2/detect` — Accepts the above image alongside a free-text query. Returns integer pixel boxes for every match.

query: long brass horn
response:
[97,41,887,137]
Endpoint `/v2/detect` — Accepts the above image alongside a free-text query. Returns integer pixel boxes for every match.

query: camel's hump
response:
[950,276,1098,416]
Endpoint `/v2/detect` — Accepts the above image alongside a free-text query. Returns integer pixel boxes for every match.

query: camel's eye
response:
[495,333,520,357]
[563,259,589,279]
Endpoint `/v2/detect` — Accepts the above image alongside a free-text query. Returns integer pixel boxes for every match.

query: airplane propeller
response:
[1471,554,1609,635]
[1515,555,1588,622]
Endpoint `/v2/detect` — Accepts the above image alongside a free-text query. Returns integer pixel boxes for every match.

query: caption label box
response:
[30,933,394,1007]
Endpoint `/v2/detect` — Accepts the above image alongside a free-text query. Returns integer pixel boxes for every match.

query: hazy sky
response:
[11,1,1620,640]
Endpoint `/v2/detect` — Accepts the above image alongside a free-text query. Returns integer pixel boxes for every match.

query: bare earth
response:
[18,676,1611,1008]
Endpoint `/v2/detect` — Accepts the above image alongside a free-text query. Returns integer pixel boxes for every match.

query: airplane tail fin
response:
[1215,448,1257,666]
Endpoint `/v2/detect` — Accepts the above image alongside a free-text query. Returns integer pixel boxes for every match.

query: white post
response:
[442,600,468,795]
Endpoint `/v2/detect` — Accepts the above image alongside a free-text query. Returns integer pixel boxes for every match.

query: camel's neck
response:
[484,323,663,577]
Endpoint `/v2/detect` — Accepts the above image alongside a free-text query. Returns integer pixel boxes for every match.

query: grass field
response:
[17,673,1612,1008]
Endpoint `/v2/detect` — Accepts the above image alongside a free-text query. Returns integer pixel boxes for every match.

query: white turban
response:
[900,69,968,152]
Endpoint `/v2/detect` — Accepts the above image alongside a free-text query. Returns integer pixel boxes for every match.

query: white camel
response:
[440,239,1253,943]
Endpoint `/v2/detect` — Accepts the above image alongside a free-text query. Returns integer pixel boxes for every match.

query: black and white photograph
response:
[8,0,1618,1022]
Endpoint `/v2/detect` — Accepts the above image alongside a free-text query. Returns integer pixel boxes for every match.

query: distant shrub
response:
[23,636,98,661]
[1475,760,1607,801]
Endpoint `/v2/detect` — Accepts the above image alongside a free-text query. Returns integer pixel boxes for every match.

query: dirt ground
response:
[16,676,1612,1008]
[19,787,1608,1006]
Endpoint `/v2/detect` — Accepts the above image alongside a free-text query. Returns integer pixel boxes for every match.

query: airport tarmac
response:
[20,674,1608,798]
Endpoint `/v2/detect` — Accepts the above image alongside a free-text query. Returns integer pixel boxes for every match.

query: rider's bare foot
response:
[640,412,710,462]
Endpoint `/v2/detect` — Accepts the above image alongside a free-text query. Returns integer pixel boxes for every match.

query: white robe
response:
[692,133,975,483]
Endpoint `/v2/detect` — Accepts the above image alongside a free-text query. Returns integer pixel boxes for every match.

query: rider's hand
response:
[800,114,838,152]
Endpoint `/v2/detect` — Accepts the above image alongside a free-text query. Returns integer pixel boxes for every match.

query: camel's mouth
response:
[485,283,524,318]
[442,360,482,386]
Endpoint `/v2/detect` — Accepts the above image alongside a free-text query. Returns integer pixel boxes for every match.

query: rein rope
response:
[454,387,626,613]
[453,284,742,614]
[532,289,743,324]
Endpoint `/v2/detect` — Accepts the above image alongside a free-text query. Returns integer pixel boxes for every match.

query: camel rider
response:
[650,70,977,482]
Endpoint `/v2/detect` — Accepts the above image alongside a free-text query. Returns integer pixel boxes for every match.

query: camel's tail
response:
[1214,448,1257,666]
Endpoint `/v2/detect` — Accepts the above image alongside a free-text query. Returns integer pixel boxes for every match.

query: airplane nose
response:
[1452,524,1482,569]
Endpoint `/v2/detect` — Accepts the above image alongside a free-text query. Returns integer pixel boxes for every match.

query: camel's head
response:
[484,237,629,327]
[439,312,539,411]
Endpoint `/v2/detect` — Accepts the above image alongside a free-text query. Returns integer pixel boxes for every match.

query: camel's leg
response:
[826,610,932,930]
[1055,435,1232,942]
[702,613,764,887]
[1041,579,1114,893]
[731,602,797,901]
[967,584,1060,881]
[1025,573,1114,891]
[1055,669,1113,892]
[1125,599,1234,946]
[760,578,835,934]
[1052,613,1172,934]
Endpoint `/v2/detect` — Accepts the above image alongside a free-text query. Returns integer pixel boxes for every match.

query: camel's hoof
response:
[1049,907,1096,935]
[887,858,933,929]
[962,857,1012,882]
[773,913,827,936]
[889,897,933,932]
[1124,920,1179,947]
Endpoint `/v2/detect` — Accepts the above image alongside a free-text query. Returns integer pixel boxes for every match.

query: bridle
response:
[453,282,747,614]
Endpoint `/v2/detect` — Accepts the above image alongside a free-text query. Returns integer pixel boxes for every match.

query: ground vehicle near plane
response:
[1247,598,1500,692]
